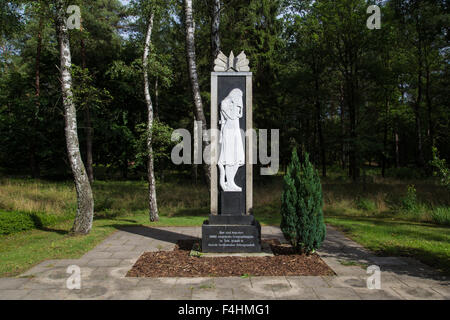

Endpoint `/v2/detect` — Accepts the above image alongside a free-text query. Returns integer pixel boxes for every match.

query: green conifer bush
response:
[281,149,326,253]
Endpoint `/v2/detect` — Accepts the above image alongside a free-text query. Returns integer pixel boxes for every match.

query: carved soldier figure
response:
[218,88,245,192]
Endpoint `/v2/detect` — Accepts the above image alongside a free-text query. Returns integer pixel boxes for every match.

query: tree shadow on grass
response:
[37,226,69,235]
[29,214,69,235]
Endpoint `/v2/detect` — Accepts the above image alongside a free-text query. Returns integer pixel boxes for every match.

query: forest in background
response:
[0,0,449,275]
[0,0,449,182]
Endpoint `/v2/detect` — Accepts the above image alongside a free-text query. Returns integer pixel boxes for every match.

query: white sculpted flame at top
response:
[218,88,245,192]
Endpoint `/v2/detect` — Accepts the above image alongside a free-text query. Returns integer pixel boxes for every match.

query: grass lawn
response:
[0,214,209,277]
[0,211,283,277]
[326,216,450,275]
[0,176,448,277]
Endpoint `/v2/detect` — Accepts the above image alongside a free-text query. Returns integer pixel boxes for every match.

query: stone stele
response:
[202,51,261,253]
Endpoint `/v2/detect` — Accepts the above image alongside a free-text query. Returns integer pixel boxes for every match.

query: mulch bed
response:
[126,239,335,277]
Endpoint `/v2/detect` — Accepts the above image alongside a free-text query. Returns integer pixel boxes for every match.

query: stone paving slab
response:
[119,258,139,267]
[82,251,113,259]
[0,289,30,300]
[273,287,318,300]
[19,260,60,277]
[1,225,448,300]
[111,251,143,259]
[52,259,92,268]
[231,286,277,300]
[430,285,450,298]
[64,286,111,300]
[176,277,216,288]
[0,278,30,290]
[353,287,403,300]
[212,277,252,289]
[324,276,368,289]
[23,289,70,300]
[87,266,130,280]
[135,277,178,289]
[148,288,193,300]
[107,289,153,300]
[392,273,449,287]
[391,286,447,300]
[192,288,233,300]
[286,276,330,288]
[313,287,362,300]
[72,289,153,300]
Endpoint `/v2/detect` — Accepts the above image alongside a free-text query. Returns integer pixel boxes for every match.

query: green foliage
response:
[133,120,177,171]
[401,185,418,212]
[385,168,425,180]
[0,211,35,234]
[280,149,300,244]
[355,198,376,212]
[0,0,22,41]
[0,0,449,184]
[430,147,450,190]
[431,207,450,226]
[71,65,112,113]
[0,210,70,235]
[281,149,326,253]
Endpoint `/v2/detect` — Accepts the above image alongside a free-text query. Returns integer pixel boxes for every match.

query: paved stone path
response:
[0,226,448,300]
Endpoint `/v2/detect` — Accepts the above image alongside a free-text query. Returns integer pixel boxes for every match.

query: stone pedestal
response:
[202,216,261,253]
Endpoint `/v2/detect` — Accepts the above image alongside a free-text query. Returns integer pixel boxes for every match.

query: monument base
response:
[202,215,261,253]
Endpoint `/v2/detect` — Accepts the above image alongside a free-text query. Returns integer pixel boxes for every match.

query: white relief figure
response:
[218,88,245,192]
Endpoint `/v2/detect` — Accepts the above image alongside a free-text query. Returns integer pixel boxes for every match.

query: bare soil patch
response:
[126,239,335,277]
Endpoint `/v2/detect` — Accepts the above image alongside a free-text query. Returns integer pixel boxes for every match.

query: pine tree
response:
[281,148,326,253]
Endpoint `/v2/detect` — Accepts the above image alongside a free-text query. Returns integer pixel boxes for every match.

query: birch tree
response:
[55,0,94,234]
[80,27,94,183]
[31,0,45,178]
[143,9,159,222]
[211,0,221,65]
[184,0,211,185]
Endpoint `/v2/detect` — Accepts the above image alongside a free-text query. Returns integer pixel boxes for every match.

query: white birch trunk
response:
[184,0,211,185]
[56,0,94,234]
[211,0,221,64]
[143,11,159,222]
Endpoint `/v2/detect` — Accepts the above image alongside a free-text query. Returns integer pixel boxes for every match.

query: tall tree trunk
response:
[154,77,159,120]
[184,0,211,186]
[211,0,221,66]
[425,60,433,154]
[348,78,358,180]
[415,40,425,167]
[80,37,94,183]
[397,83,406,168]
[339,85,346,170]
[312,110,317,164]
[381,95,389,177]
[315,78,326,177]
[143,11,159,222]
[394,127,400,168]
[31,12,43,179]
[56,0,94,235]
